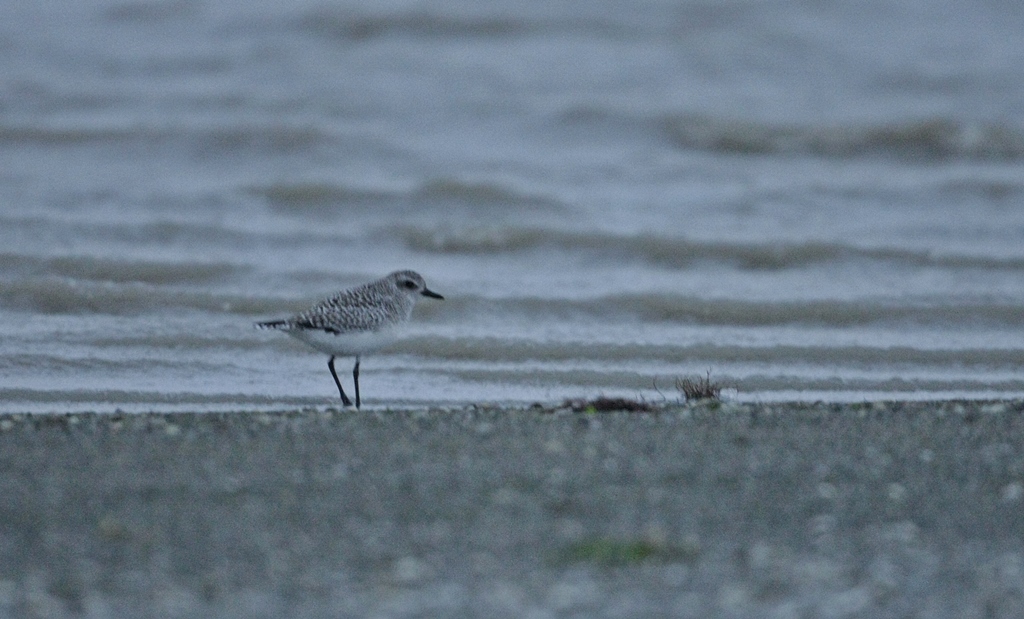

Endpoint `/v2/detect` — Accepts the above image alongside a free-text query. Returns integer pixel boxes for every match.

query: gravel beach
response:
[3,401,1024,618]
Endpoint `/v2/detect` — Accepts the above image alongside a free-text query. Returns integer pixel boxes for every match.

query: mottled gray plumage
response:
[270,270,428,335]
[256,270,443,408]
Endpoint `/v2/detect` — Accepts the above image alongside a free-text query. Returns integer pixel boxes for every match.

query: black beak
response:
[421,288,444,300]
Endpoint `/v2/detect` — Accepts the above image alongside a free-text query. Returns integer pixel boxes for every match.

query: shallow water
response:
[2,0,1024,412]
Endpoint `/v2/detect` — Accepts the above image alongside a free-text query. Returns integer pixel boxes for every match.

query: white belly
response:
[288,327,399,357]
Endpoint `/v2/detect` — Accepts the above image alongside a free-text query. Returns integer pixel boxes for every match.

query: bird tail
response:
[255,319,291,330]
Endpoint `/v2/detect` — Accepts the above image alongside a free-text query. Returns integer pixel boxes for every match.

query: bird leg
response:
[353,356,361,409]
[328,356,353,407]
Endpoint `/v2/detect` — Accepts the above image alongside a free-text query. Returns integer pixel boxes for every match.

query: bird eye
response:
[402,280,417,289]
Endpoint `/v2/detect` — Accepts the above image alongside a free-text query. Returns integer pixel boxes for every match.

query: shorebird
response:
[256,270,443,408]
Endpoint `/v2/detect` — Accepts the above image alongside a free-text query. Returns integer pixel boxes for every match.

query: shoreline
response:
[1,395,1022,418]
[3,400,1024,617]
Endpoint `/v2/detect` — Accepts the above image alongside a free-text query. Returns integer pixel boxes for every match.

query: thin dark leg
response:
[352,356,361,409]
[328,355,352,407]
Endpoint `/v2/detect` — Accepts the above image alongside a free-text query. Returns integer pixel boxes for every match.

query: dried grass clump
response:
[676,371,722,402]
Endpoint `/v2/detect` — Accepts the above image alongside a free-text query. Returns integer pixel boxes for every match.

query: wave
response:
[102,0,200,23]
[414,178,560,209]
[0,353,225,374]
[0,279,282,316]
[0,387,302,406]
[396,225,557,254]
[0,253,247,285]
[297,10,533,40]
[501,294,1024,327]
[394,225,1024,271]
[293,8,633,41]
[0,214,368,253]
[250,177,562,215]
[412,366,1024,397]
[0,122,328,153]
[723,375,1024,395]
[252,183,397,213]
[400,336,1024,367]
[660,114,1024,161]
[558,107,1024,161]
[3,272,1023,328]
[444,294,1024,328]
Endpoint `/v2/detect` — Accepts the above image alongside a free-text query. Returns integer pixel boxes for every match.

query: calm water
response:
[2,0,1024,412]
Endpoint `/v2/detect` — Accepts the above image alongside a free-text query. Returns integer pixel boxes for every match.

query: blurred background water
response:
[2,0,1024,412]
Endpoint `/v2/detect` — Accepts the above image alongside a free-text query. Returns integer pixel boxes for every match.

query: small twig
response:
[652,376,668,403]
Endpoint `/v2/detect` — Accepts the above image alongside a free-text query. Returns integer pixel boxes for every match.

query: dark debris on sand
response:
[561,396,657,413]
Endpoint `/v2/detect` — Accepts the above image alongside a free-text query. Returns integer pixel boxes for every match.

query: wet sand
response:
[2,401,1024,618]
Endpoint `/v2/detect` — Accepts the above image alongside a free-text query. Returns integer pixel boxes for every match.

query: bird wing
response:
[290,289,396,334]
